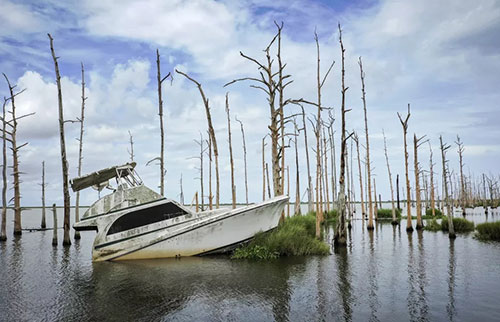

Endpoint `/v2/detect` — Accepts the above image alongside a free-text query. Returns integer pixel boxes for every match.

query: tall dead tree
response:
[48,33,71,245]
[156,49,171,196]
[327,111,337,207]
[207,135,213,209]
[335,24,351,246]
[262,136,267,201]
[225,93,236,209]
[40,161,47,229]
[396,174,401,211]
[225,23,291,204]
[74,63,87,240]
[176,70,220,208]
[455,136,466,216]
[52,204,57,246]
[2,74,32,236]
[382,130,398,225]
[414,134,426,230]
[322,127,330,212]
[194,133,206,211]
[293,118,301,215]
[398,104,413,232]
[0,98,7,241]
[359,57,374,230]
[300,105,313,212]
[373,178,378,219]
[354,133,366,219]
[429,142,436,216]
[235,116,248,204]
[440,135,455,238]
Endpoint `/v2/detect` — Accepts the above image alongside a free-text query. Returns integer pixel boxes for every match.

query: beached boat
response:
[72,163,288,261]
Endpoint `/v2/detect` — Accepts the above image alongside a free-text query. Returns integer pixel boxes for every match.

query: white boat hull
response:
[88,196,288,261]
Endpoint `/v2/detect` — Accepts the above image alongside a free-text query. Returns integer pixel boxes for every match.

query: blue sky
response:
[1,0,499,207]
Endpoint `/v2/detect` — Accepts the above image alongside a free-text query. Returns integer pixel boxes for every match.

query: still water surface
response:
[1,207,500,321]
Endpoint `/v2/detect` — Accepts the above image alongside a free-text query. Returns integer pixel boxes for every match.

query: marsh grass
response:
[425,208,443,217]
[231,214,330,260]
[476,221,500,241]
[423,218,441,232]
[441,217,475,232]
[377,208,401,219]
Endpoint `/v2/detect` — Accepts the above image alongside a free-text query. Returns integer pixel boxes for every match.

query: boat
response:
[72,162,288,261]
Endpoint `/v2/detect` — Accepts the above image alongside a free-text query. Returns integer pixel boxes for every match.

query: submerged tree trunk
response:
[52,204,57,246]
[225,93,236,209]
[354,134,366,219]
[359,57,374,230]
[429,143,436,216]
[383,130,398,225]
[48,34,71,245]
[396,174,401,211]
[293,119,301,215]
[398,104,413,232]
[414,134,426,230]
[176,70,219,208]
[440,136,455,238]
[373,178,378,220]
[455,136,466,216]
[41,161,47,229]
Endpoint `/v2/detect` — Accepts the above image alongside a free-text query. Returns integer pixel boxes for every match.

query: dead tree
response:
[414,134,427,230]
[382,130,398,225]
[335,24,351,246]
[286,165,290,217]
[0,98,7,241]
[179,174,184,205]
[455,136,466,216]
[156,49,171,196]
[265,162,271,199]
[327,111,337,207]
[48,33,71,245]
[207,135,213,209]
[176,70,220,208]
[293,118,301,215]
[225,93,236,209]
[359,57,374,230]
[127,130,134,162]
[40,161,47,229]
[235,116,248,204]
[74,63,87,240]
[194,133,207,210]
[262,136,267,201]
[373,178,378,219]
[52,204,57,246]
[2,74,32,236]
[398,104,413,232]
[396,174,401,211]
[429,142,436,216]
[354,133,366,219]
[300,105,313,212]
[322,126,330,212]
[440,136,455,238]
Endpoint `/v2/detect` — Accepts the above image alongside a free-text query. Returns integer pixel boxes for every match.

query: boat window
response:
[107,202,188,235]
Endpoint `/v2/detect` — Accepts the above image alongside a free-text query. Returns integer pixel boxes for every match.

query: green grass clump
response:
[323,209,338,224]
[423,218,441,232]
[231,214,330,260]
[476,221,500,241]
[425,208,443,217]
[377,208,401,219]
[441,217,475,232]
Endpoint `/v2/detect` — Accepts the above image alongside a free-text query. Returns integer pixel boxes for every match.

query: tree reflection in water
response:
[447,238,456,321]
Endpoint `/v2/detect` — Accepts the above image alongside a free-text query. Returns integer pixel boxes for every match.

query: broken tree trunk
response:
[398,104,413,232]
[41,161,47,229]
[176,70,219,208]
[235,116,248,205]
[52,204,57,246]
[74,62,87,240]
[48,33,71,245]
[396,174,401,211]
[128,130,134,162]
[265,162,271,199]
[225,93,236,209]
[359,57,374,230]
[440,136,455,238]
[354,133,366,219]
[383,130,398,225]
[414,134,426,230]
[455,136,466,216]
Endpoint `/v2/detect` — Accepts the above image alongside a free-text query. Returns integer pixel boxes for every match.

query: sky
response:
[0,0,499,207]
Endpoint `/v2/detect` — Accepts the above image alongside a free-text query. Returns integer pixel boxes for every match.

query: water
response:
[1,207,500,321]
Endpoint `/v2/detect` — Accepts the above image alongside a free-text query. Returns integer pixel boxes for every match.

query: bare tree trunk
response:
[429,143,436,216]
[293,120,301,215]
[41,161,46,229]
[440,136,455,238]
[359,57,374,230]
[455,136,466,216]
[195,192,199,213]
[335,24,349,246]
[382,130,398,225]
[128,131,134,162]
[207,135,213,210]
[397,174,401,211]
[300,106,313,212]
[179,174,184,205]
[235,117,248,205]
[0,99,7,241]
[176,70,219,208]
[48,34,71,245]
[328,113,337,208]
[323,127,330,212]
[398,104,413,232]
[156,49,171,197]
[262,136,266,201]
[373,178,378,220]
[52,204,57,246]
[74,63,86,240]
[414,134,426,230]
[194,134,205,211]
[287,165,290,217]
[265,163,271,199]
[354,134,366,219]
[225,93,236,209]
